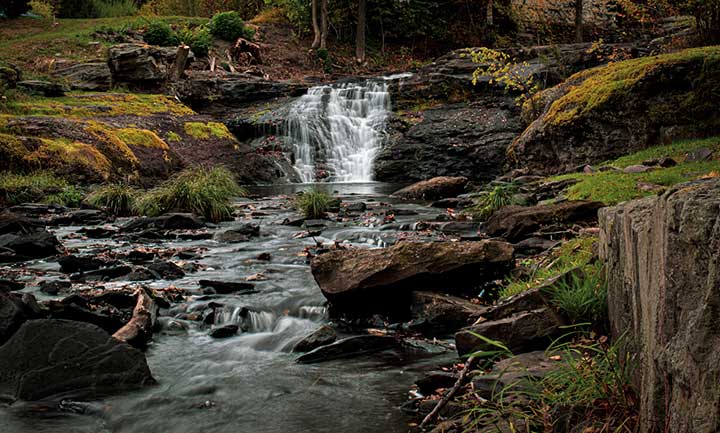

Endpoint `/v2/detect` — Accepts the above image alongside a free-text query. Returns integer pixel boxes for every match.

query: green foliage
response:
[88,183,137,216]
[143,20,178,46]
[551,137,720,205]
[29,0,55,19]
[0,171,70,206]
[56,0,137,18]
[315,48,333,74]
[208,11,253,41]
[467,182,518,220]
[546,262,607,325]
[135,166,245,222]
[468,47,540,107]
[295,189,332,219]
[176,25,213,57]
[45,185,84,207]
[500,236,597,299]
[1,0,31,18]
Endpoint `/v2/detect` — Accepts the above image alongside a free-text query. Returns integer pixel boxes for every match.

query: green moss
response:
[500,235,597,299]
[0,132,27,166]
[545,46,720,127]
[84,121,139,166]
[2,93,195,118]
[115,128,169,149]
[25,138,113,180]
[184,121,234,140]
[0,171,69,205]
[166,131,182,142]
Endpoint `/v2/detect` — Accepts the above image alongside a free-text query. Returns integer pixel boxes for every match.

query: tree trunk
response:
[356,0,366,64]
[311,0,321,49]
[320,0,328,49]
[575,0,584,43]
[486,0,493,26]
[170,44,191,81]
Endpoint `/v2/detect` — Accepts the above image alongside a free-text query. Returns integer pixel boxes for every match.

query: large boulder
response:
[409,291,487,335]
[0,291,38,346]
[391,176,469,201]
[484,200,604,242]
[599,177,720,433]
[509,47,720,174]
[0,319,155,401]
[108,43,194,85]
[311,240,514,316]
[53,62,112,91]
[0,214,61,262]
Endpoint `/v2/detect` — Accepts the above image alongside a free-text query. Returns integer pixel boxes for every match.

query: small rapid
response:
[283,81,392,183]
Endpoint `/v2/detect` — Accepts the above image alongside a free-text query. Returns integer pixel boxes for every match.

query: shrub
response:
[209,11,252,41]
[29,0,54,18]
[46,185,84,207]
[135,166,246,222]
[176,25,213,57]
[93,0,137,17]
[295,189,332,219]
[0,171,69,206]
[143,21,177,46]
[316,48,332,74]
[88,184,138,216]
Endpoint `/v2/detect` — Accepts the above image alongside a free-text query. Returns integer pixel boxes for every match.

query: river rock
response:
[59,254,112,273]
[209,324,239,339]
[684,147,713,162]
[391,176,468,201]
[409,291,486,335]
[599,177,720,433]
[0,279,23,292]
[455,307,564,356]
[471,351,561,398]
[0,291,38,345]
[199,280,257,295]
[39,279,73,295]
[17,80,66,97]
[0,319,155,401]
[311,240,514,317]
[296,335,398,364]
[123,213,206,232]
[293,325,337,352]
[147,260,185,280]
[214,223,260,242]
[49,209,109,226]
[0,230,62,263]
[484,201,604,242]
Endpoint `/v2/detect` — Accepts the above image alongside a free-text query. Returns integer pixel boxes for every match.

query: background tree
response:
[575,0,584,42]
[356,0,366,63]
[1,0,30,18]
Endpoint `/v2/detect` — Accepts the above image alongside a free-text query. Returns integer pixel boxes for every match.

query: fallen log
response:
[112,287,157,349]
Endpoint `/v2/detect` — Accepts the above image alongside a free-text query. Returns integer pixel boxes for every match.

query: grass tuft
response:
[294,189,332,219]
[88,183,138,216]
[0,171,82,206]
[134,166,246,222]
[467,183,518,220]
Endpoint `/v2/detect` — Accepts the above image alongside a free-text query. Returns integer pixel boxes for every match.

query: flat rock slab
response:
[311,240,514,316]
[391,176,468,201]
[0,319,154,401]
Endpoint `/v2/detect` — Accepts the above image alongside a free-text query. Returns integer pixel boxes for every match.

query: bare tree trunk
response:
[171,44,191,81]
[311,0,321,49]
[356,0,366,64]
[575,0,584,43]
[486,0,493,26]
[320,0,328,49]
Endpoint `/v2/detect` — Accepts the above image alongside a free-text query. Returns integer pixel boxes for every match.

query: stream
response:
[0,183,460,433]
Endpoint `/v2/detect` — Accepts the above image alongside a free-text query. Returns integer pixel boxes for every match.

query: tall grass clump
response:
[135,166,245,222]
[468,182,518,220]
[88,184,138,216]
[546,262,607,326]
[295,189,332,219]
[0,171,75,206]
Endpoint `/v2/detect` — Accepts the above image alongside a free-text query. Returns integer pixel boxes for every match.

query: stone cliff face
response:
[599,177,720,433]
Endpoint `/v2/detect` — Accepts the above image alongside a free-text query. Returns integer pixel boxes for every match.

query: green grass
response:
[546,261,607,326]
[134,166,246,222]
[87,183,138,216]
[0,171,82,206]
[500,235,597,299]
[549,137,720,205]
[467,183,519,221]
[295,189,332,219]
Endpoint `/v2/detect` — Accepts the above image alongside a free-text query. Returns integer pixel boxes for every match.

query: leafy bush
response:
[29,0,54,18]
[93,0,137,17]
[468,182,518,220]
[135,166,245,222]
[88,184,138,216]
[143,21,178,46]
[46,185,84,207]
[316,48,332,74]
[209,11,253,41]
[0,171,71,206]
[176,25,213,57]
[295,189,332,219]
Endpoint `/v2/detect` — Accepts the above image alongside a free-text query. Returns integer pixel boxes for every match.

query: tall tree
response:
[575,0,584,42]
[320,0,328,49]
[311,0,321,48]
[356,0,367,63]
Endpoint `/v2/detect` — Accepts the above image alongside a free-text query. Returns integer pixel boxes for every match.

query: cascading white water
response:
[283,80,392,183]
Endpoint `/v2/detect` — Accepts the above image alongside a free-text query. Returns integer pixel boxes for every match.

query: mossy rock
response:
[510,46,720,174]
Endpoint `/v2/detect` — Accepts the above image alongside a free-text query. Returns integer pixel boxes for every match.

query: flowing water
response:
[283,81,392,183]
[0,183,457,433]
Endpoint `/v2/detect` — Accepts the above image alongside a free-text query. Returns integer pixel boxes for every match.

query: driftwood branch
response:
[170,44,191,81]
[419,355,477,429]
[113,287,157,349]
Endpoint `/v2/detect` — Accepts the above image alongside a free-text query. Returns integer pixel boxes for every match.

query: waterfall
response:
[283,80,392,183]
